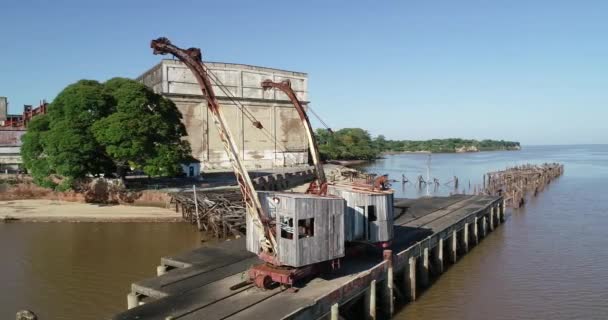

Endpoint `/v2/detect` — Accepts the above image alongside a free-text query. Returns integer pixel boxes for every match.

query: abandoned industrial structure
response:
[137,60,310,170]
[0,99,48,171]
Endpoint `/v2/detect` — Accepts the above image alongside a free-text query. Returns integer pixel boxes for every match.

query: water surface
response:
[0,223,202,320]
[1,145,606,319]
[361,145,608,320]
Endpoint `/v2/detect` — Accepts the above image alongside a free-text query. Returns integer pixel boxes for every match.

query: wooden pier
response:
[484,163,564,208]
[114,194,505,320]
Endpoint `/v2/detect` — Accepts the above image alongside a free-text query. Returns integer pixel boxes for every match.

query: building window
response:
[280,216,294,240]
[298,218,315,238]
[367,205,377,222]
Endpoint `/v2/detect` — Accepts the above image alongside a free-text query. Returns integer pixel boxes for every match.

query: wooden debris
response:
[170,189,245,238]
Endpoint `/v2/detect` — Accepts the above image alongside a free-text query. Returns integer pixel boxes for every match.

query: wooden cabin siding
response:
[327,186,394,243]
[247,191,345,268]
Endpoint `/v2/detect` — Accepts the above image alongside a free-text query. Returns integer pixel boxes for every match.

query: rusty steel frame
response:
[150,37,277,256]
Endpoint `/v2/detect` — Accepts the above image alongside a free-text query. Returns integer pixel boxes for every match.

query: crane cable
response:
[307,105,332,131]
[202,63,292,153]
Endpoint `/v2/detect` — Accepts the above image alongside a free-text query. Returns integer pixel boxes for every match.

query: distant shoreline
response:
[381,148,521,155]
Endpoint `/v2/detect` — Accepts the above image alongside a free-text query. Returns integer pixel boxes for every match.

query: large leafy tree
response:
[21,78,191,190]
[92,78,190,177]
[20,115,53,187]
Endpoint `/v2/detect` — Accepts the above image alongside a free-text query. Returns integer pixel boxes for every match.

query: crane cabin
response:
[246,191,346,268]
[327,185,394,245]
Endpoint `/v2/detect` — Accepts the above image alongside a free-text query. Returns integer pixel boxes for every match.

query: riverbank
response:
[0,200,182,222]
[326,159,370,167]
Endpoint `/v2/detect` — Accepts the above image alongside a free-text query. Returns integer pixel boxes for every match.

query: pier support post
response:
[489,207,495,231]
[450,231,458,263]
[127,293,139,310]
[482,216,487,238]
[156,265,168,276]
[364,280,377,320]
[473,217,479,245]
[418,247,430,288]
[433,238,444,274]
[331,303,339,320]
[463,224,469,253]
[496,205,502,224]
[405,256,417,302]
[383,250,394,317]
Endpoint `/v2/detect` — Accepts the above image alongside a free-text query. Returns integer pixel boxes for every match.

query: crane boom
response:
[150,38,277,255]
[261,80,327,194]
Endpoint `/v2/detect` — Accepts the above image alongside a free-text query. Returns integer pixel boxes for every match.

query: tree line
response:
[315,128,520,160]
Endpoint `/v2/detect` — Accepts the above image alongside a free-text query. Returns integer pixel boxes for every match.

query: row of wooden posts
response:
[482,163,564,208]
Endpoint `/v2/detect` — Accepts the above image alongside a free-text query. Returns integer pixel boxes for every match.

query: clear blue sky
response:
[1,0,606,145]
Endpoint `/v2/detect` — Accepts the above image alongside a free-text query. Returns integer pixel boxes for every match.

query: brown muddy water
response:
[0,223,203,320]
[1,145,607,319]
[369,145,608,320]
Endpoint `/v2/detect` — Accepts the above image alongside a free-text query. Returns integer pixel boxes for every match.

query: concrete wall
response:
[138,60,309,170]
[0,129,24,169]
[0,97,7,122]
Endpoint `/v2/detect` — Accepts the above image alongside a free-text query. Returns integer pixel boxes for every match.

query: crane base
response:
[248,263,319,289]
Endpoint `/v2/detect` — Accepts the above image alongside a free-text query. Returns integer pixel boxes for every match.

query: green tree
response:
[92,78,190,177]
[20,115,54,187]
[21,78,192,190]
[315,128,379,160]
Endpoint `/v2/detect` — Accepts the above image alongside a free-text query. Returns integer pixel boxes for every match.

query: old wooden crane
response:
[151,38,345,289]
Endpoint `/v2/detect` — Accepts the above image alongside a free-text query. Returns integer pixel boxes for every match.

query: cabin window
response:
[280,216,294,240]
[298,218,315,238]
[367,205,377,222]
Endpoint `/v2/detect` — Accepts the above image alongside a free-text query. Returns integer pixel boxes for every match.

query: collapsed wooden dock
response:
[484,163,564,208]
[114,195,505,320]
[171,189,245,238]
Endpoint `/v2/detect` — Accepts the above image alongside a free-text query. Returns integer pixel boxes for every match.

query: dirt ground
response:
[0,199,182,222]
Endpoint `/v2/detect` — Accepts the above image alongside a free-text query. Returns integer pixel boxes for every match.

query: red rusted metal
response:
[248,263,319,289]
[1,101,48,128]
[373,174,391,191]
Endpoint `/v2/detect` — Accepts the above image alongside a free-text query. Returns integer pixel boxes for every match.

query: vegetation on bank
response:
[21,78,191,191]
[375,137,521,153]
[315,128,520,160]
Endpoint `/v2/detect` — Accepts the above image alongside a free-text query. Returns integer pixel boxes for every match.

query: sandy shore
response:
[0,199,182,222]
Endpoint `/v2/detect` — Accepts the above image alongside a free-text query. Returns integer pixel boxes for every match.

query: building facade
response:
[138,60,309,171]
[0,101,48,171]
[0,128,25,171]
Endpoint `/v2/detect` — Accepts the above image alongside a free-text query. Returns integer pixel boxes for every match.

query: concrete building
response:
[138,60,309,171]
[0,97,7,124]
[0,128,25,171]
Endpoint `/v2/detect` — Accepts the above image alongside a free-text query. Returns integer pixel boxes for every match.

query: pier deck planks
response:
[114,194,500,320]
